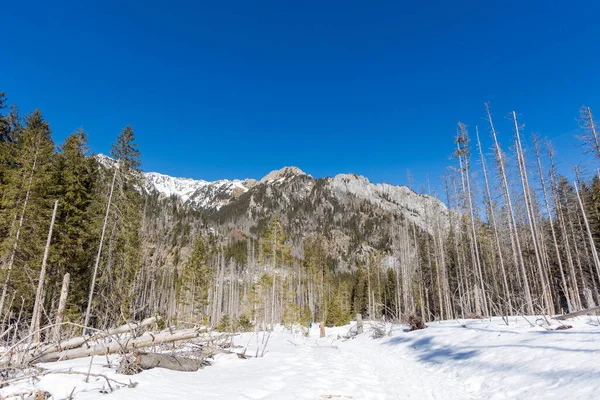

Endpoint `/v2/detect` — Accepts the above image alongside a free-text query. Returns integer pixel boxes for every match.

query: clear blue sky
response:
[2,1,599,192]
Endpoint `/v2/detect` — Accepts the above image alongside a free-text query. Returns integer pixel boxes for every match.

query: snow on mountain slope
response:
[96,154,446,229]
[143,166,446,229]
[95,153,118,169]
[144,172,208,202]
[144,171,256,208]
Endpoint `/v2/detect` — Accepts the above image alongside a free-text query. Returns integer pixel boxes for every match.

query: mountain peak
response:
[95,153,117,168]
[260,166,309,183]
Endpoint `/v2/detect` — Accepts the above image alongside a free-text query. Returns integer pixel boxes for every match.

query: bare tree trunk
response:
[476,128,512,314]
[574,182,600,286]
[580,106,600,158]
[533,136,570,312]
[456,126,488,316]
[512,112,552,314]
[51,273,70,343]
[486,104,534,315]
[28,328,206,364]
[557,196,583,311]
[84,166,118,333]
[127,351,207,372]
[23,316,160,364]
[30,200,59,343]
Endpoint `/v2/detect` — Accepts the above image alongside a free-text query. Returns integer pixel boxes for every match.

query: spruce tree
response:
[96,126,143,324]
[0,110,55,317]
[50,129,98,313]
[0,94,22,241]
[261,216,291,267]
[178,234,213,320]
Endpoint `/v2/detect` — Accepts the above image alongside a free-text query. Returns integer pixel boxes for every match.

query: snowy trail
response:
[192,325,473,399]
[3,317,600,399]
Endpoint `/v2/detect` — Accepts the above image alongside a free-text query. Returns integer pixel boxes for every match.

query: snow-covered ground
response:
[3,316,599,399]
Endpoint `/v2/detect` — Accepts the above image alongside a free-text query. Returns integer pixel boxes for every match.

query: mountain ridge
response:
[96,154,448,262]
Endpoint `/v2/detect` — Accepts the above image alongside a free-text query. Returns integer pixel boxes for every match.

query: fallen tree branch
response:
[555,306,600,320]
[0,369,136,391]
[0,389,52,399]
[6,317,159,366]
[118,351,209,374]
[40,316,159,356]
[31,328,208,364]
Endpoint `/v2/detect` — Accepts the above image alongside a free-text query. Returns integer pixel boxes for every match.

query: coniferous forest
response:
[2,89,600,344]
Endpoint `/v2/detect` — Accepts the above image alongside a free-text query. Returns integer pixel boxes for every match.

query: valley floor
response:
[3,316,600,399]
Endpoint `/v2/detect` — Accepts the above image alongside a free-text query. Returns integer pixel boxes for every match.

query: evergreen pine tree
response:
[178,234,213,320]
[96,126,143,323]
[50,129,98,314]
[0,110,55,316]
[261,216,292,267]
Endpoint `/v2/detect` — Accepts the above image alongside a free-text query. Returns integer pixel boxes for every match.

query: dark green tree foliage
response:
[0,94,22,239]
[236,314,253,332]
[325,292,350,327]
[0,110,55,313]
[383,268,397,319]
[303,235,328,320]
[223,238,247,268]
[98,126,143,322]
[50,130,98,313]
[585,176,600,251]
[261,216,292,266]
[178,234,213,316]
[0,93,21,188]
[6,88,600,334]
[352,262,368,316]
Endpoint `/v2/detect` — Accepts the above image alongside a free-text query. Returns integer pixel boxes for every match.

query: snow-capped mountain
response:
[90,152,451,270]
[144,172,257,210]
[96,154,448,232]
[141,163,446,232]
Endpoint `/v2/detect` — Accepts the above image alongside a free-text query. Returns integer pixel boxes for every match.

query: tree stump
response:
[356,313,363,334]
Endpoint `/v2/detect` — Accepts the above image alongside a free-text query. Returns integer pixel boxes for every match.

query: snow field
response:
[2,316,599,399]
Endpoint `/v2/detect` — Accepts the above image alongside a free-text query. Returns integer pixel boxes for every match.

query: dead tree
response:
[83,165,118,332]
[476,127,512,314]
[25,327,206,364]
[579,106,600,158]
[533,136,571,312]
[512,112,553,314]
[30,200,59,343]
[486,104,534,315]
[574,181,600,287]
[456,123,489,316]
[51,273,70,342]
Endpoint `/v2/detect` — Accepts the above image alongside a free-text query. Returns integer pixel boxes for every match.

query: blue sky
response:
[1,1,599,193]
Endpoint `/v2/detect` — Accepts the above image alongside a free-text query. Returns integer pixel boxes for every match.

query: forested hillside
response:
[1,90,600,341]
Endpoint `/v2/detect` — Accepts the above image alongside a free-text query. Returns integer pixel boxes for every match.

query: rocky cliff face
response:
[141,162,448,270]
[143,165,446,231]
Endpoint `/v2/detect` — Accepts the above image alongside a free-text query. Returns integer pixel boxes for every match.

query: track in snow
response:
[186,325,474,400]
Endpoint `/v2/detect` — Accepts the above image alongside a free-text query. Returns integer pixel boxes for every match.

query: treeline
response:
[145,103,600,328]
[1,90,600,344]
[0,92,143,335]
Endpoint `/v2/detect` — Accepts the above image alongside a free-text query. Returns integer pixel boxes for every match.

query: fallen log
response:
[17,316,160,363]
[555,306,600,320]
[119,351,208,374]
[30,328,205,364]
